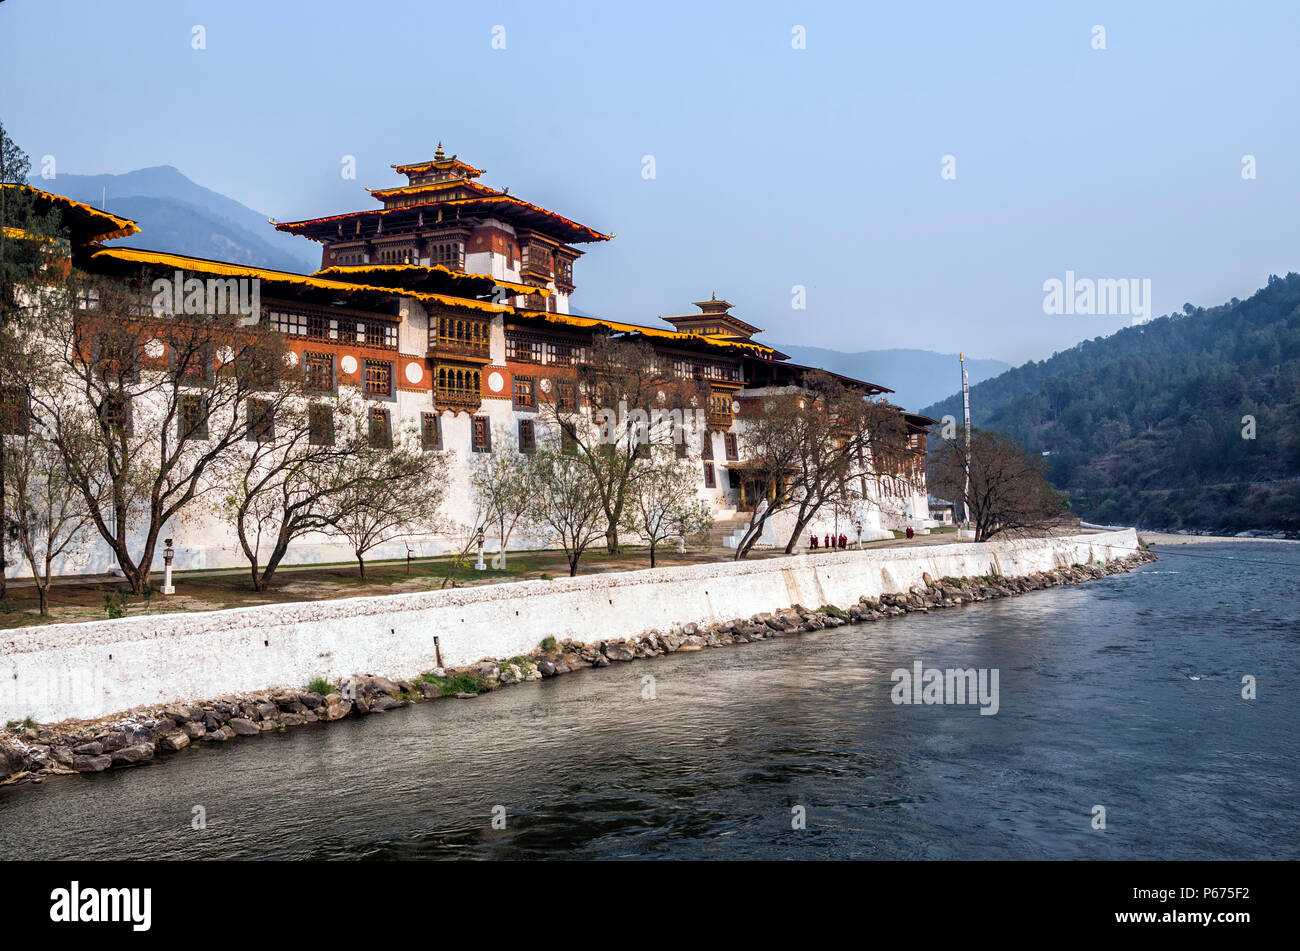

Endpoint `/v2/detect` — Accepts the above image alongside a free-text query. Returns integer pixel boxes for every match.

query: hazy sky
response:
[3,0,1298,364]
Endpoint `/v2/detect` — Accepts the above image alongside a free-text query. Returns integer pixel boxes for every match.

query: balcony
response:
[428,314,491,362]
[520,243,554,280]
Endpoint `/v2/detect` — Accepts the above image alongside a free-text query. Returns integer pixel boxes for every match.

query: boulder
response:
[73,753,112,773]
[321,699,352,721]
[228,718,260,736]
[204,726,235,742]
[255,703,278,720]
[159,732,190,752]
[181,721,206,740]
[110,744,154,766]
[73,741,104,756]
[420,681,443,698]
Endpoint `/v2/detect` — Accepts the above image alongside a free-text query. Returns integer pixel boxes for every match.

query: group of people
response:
[809,533,849,550]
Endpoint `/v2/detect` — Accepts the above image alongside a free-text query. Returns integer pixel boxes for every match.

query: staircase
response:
[708,512,755,550]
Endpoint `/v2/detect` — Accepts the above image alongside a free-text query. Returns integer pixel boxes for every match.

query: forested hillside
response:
[921,274,1300,533]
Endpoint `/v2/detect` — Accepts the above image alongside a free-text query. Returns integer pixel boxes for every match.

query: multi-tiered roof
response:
[274,143,610,247]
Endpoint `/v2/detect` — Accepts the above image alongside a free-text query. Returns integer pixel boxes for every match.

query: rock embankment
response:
[0,550,1155,787]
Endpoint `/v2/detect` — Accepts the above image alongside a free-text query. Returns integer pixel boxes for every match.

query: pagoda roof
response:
[392,155,485,178]
[275,193,610,245]
[2,184,140,244]
[524,311,779,358]
[313,262,549,298]
[84,247,512,315]
[368,178,500,202]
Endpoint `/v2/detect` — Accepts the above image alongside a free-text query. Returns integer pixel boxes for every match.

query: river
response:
[1,542,1296,860]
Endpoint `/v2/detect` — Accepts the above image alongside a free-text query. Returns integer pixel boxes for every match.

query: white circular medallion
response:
[539,378,551,394]
[143,338,165,359]
[731,400,740,414]
[340,355,358,375]
[405,362,423,384]
[284,351,299,367]
[487,371,505,393]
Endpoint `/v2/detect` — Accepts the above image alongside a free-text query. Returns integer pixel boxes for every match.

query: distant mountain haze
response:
[769,345,1011,413]
[27,165,319,273]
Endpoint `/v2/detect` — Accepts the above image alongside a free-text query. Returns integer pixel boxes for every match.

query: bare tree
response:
[468,425,534,569]
[730,391,805,558]
[521,446,605,576]
[775,372,911,554]
[1,125,65,599]
[537,335,706,555]
[620,449,712,567]
[2,427,96,615]
[325,414,448,579]
[25,272,301,594]
[929,428,1066,541]
[219,393,414,590]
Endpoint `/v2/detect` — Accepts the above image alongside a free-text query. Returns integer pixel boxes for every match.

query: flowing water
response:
[1,542,1296,860]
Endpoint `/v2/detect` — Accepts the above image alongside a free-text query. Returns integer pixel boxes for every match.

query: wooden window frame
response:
[471,415,492,453]
[421,412,442,450]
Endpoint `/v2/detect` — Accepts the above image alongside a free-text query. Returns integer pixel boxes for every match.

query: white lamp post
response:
[474,529,486,571]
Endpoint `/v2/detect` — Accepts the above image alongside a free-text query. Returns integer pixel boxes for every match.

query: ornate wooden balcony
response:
[428,313,491,362]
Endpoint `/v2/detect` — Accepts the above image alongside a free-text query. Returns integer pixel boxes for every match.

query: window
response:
[246,399,274,442]
[174,344,212,385]
[309,404,335,446]
[235,350,277,391]
[355,320,398,349]
[472,415,492,452]
[179,394,208,440]
[506,333,543,363]
[269,310,308,336]
[368,407,392,448]
[675,438,688,459]
[703,462,716,488]
[364,359,393,398]
[724,432,738,461]
[304,351,333,392]
[547,341,576,367]
[556,381,577,412]
[96,332,137,381]
[518,418,535,453]
[701,432,714,460]
[728,468,742,489]
[0,385,29,436]
[512,375,535,409]
[100,394,131,435]
[421,412,442,450]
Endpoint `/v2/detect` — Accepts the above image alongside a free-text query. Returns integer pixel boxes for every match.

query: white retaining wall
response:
[0,530,1139,723]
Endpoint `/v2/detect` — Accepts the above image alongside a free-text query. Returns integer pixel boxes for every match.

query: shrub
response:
[307,677,333,695]
[540,635,558,652]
